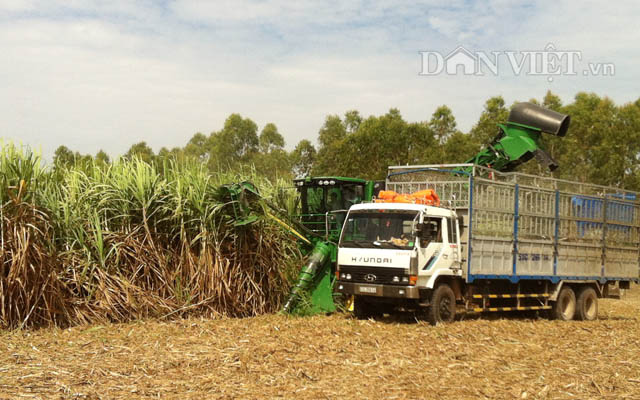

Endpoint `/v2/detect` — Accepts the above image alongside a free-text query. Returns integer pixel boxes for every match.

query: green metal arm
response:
[462,102,570,174]
[219,181,319,244]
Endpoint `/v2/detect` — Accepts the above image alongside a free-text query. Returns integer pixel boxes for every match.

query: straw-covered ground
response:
[2,285,639,399]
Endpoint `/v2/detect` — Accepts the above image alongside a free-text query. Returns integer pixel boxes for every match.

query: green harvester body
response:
[219,176,381,314]
[282,177,381,314]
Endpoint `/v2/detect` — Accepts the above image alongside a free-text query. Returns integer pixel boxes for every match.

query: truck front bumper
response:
[336,282,420,299]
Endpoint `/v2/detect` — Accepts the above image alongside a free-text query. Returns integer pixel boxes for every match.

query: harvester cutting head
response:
[466,102,570,172]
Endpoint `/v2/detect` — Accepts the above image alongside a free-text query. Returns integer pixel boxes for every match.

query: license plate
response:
[359,286,377,294]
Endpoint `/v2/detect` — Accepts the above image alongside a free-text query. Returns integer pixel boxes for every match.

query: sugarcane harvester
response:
[219,177,382,314]
[282,177,382,313]
[225,102,571,315]
[283,103,571,313]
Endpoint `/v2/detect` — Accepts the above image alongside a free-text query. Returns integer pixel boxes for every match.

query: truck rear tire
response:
[551,286,576,321]
[427,284,456,325]
[575,286,598,321]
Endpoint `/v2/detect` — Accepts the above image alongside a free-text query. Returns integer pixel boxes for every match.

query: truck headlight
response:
[346,274,352,280]
[340,273,346,279]
[392,276,400,283]
[401,276,409,283]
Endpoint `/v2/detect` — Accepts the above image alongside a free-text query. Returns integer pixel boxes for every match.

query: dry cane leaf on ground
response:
[1,286,639,399]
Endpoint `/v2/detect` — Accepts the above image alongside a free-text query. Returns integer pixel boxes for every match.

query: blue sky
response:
[1,1,639,160]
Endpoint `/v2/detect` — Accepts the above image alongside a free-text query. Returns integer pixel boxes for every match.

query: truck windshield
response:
[340,211,418,250]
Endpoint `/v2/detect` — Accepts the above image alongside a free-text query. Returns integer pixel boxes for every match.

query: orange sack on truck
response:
[377,190,398,202]
[375,189,440,206]
[410,189,440,206]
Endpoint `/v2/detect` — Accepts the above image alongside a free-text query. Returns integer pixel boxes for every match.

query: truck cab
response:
[336,203,462,315]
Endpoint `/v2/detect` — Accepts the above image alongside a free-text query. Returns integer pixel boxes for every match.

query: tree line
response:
[54,91,640,190]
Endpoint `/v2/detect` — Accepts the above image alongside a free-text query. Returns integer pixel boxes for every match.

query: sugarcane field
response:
[3,2,640,399]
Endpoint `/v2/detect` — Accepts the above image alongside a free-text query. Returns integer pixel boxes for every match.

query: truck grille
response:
[339,265,408,285]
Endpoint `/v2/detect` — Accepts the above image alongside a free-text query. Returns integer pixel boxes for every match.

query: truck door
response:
[417,216,444,273]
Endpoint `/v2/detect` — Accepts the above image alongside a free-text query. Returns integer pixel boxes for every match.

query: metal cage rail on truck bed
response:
[386,164,640,285]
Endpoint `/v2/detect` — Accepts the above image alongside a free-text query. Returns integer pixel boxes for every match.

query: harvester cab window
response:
[305,187,325,214]
[327,188,347,229]
[341,184,364,208]
[327,189,342,211]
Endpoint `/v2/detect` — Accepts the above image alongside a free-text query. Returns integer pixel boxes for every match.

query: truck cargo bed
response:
[386,164,640,284]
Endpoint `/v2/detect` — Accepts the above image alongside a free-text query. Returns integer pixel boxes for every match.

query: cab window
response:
[447,218,456,244]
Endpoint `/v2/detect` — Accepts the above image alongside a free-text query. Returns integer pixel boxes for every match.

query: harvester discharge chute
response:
[464,102,570,173]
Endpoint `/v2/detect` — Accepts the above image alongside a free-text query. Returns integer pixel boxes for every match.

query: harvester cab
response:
[293,177,382,242]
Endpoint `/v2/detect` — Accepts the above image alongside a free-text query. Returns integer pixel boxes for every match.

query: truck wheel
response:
[575,286,598,321]
[551,286,576,321]
[427,284,456,325]
[353,296,374,319]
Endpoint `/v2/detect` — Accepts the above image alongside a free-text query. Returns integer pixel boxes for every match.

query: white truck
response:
[335,164,640,324]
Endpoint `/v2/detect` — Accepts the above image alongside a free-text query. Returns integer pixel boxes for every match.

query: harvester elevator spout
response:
[464,102,571,173]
